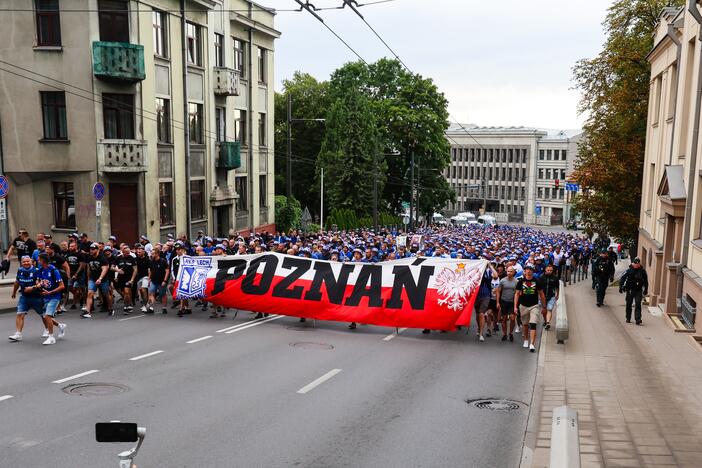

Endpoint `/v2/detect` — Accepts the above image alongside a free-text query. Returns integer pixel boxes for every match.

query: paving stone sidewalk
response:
[528,266,702,468]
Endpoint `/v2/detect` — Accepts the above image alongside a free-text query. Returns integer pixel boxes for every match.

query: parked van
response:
[478,215,496,227]
[451,212,477,225]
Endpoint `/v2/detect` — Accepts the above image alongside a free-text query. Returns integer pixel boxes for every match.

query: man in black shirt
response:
[82,244,112,318]
[619,257,649,325]
[147,249,169,314]
[134,245,150,312]
[65,241,86,310]
[113,245,137,315]
[538,264,560,330]
[6,229,37,263]
[514,265,543,353]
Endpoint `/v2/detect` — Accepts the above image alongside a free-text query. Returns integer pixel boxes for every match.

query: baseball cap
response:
[90,243,99,249]
[632,257,641,264]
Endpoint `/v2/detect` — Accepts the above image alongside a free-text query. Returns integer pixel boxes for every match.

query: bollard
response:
[556,280,568,344]
[550,406,580,468]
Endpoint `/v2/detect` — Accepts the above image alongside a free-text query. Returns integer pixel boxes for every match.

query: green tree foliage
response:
[572,0,683,243]
[274,72,330,214]
[274,195,302,232]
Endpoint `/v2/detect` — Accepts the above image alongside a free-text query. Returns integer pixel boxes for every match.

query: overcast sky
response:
[270,0,613,130]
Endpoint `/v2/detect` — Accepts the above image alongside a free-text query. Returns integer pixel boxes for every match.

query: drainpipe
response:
[677,0,702,311]
[0,117,8,252]
[181,0,192,236]
[247,2,254,232]
[667,21,682,165]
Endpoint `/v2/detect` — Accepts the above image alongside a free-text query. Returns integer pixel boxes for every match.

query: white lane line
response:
[118,315,147,322]
[216,315,270,333]
[0,395,14,402]
[296,369,343,394]
[128,350,164,361]
[383,328,408,341]
[52,370,100,384]
[186,335,213,344]
[224,315,281,334]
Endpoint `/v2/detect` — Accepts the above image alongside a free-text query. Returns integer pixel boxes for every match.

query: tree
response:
[572,0,683,243]
[274,72,330,216]
[274,195,302,232]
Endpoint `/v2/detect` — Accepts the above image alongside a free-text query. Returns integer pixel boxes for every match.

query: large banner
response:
[175,253,488,330]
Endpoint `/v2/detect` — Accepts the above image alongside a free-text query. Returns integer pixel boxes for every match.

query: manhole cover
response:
[290,342,334,350]
[468,399,523,412]
[286,326,314,331]
[62,383,129,397]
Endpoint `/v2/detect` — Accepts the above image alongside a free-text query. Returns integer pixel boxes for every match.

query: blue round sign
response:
[0,175,9,199]
[93,182,105,201]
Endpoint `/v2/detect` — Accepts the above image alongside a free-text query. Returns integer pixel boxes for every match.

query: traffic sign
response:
[93,182,105,201]
[95,200,102,217]
[0,175,9,199]
[0,199,6,220]
[565,183,580,192]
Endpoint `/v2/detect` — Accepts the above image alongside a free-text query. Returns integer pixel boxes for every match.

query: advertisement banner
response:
[176,253,488,330]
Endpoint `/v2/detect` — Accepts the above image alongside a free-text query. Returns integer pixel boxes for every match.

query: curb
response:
[520,318,549,468]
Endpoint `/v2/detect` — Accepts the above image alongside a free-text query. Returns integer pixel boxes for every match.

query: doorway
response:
[109,183,138,244]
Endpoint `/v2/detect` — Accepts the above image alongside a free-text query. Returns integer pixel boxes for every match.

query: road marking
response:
[297,369,342,394]
[52,370,100,384]
[128,350,164,361]
[0,395,14,402]
[216,315,270,333]
[186,335,213,344]
[118,315,147,322]
[224,315,281,334]
[383,328,407,341]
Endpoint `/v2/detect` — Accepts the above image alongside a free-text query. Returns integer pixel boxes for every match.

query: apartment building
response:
[444,125,581,225]
[0,0,279,244]
[638,3,702,323]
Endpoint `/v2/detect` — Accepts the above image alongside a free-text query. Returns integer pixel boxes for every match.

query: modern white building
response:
[444,124,582,225]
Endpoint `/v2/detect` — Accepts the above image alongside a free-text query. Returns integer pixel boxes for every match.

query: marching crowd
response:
[5,224,643,349]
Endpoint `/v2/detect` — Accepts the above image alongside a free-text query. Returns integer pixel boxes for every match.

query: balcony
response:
[210,185,237,206]
[217,141,241,170]
[213,67,240,95]
[92,42,145,82]
[97,139,148,172]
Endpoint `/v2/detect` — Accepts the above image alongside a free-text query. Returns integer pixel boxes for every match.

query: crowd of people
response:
[5,224,617,349]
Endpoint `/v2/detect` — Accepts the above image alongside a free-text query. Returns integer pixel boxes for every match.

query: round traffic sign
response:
[0,175,9,199]
[93,182,105,201]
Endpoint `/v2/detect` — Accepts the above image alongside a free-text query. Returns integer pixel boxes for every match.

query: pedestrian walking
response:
[619,257,648,325]
[592,249,614,307]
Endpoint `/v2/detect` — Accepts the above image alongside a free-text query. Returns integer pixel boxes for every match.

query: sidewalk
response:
[526,267,702,468]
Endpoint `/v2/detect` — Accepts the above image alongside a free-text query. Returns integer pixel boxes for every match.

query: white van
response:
[478,215,496,227]
[451,212,477,225]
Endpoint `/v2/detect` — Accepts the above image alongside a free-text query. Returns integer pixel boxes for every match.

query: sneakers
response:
[523,340,529,348]
[479,335,485,342]
[147,306,154,314]
[626,318,631,323]
[348,322,357,330]
[8,332,22,341]
[108,310,114,317]
[509,334,514,342]
[501,335,507,342]
[161,309,167,315]
[485,329,491,337]
[545,322,551,330]
[42,335,56,345]
[57,323,67,339]
[42,328,49,338]
[422,329,430,334]
[141,305,147,313]
[80,312,92,318]
[636,320,642,325]
[81,306,88,312]
[530,344,536,353]
[514,325,521,334]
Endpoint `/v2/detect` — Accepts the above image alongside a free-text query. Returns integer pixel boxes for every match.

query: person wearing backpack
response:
[619,257,649,325]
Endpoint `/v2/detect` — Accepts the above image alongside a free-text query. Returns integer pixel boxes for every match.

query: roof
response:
[657,165,686,201]
[446,123,582,140]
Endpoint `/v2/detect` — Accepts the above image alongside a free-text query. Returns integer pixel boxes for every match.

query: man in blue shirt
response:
[36,253,66,345]
[8,256,45,342]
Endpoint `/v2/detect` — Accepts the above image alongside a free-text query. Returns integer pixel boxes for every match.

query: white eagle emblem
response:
[435,263,482,311]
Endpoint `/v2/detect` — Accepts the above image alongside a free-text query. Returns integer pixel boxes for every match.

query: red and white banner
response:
[175,253,487,330]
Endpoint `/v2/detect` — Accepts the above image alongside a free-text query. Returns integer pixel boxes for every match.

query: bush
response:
[275,195,302,232]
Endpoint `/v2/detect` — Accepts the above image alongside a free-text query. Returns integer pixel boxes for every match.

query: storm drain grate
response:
[290,342,334,350]
[467,399,523,412]
[62,383,129,397]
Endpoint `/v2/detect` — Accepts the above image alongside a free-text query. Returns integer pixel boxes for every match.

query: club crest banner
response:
[175,253,488,330]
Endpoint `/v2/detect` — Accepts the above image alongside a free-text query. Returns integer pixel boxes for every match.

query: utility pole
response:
[180,0,191,236]
[373,152,378,231]
[287,93,292,199]
[409,151,414,230]
[320,167,324,230]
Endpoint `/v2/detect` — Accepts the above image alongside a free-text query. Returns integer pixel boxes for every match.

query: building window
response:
[103,93,134,139]
[98,0,129,42]
[233,38,246,76]
[188,103,203,144]
[215,107,225,142]
[560,169,566,180]
[236,176,247,211]
[538,187,543,198]
[40,91,67,140]
[158,152,174,226]
[259,175,267,207]
[546,169,552,179]
[521,149,526,163]
[257,47,267,83]
[35,0,61,46]
[234,109,247,145]
[546,149,552,161]
[539,150,544,160]
[214,33,224,67]
[258,112,267,147]
[538,168,544,179]
[186,22,201,66]
[553,150,559,160]
[190,180,205,221]
[561,150,567,161]
[156,98,170,143]
[52,182,75,229]
[508,149,513,163]
[152,10,168,58]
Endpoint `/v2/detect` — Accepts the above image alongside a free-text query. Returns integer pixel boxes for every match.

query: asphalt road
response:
[0,305,539,468]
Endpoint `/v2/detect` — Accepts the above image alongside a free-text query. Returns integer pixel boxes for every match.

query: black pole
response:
[287,93,292,199]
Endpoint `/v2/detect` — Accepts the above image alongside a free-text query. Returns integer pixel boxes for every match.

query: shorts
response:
[474,296,490,315]
[17,295,44,315]
[138,277,150,289]
[43,298,60,317]
[519,304,541,325]
[545,296,557,312]
[68,277,86,289]
[148,281,167,298]
[499,301,515,318]
[115,278,132,290]
[488,299,498,311]
[88,279,110,295]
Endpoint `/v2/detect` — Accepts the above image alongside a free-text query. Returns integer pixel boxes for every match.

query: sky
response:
[268,0,614,130]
